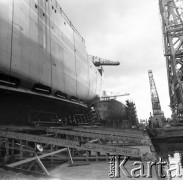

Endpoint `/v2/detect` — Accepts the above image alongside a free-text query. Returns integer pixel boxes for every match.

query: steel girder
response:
[159,0,183,118]
[148,70,163,116]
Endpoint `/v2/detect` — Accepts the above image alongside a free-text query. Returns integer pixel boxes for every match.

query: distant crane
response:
[89,55,120,66]
[159,0,183,119]
[101,91,129,100]
[148,70,164,116]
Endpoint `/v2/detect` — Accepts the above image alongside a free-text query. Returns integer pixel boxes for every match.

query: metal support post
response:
[68,148,73,164]
[36,156,49,175]
[20,140,23,160]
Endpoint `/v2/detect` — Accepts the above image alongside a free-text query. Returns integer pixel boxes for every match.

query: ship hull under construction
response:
[0,0,102,124]
[96,99,127,127]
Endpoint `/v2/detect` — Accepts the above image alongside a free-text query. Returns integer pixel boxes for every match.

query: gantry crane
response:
[159,0,183,119]
[148,70,164,116]
[89,55,120,66]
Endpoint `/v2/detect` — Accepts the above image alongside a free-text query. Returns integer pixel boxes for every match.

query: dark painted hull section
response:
[96,99,127,123]
[0,86,87,125]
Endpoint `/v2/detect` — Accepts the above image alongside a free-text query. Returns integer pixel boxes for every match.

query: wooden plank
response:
[36,156,49,175]
[0,130,140,157]
[73,127,151,146]
[0,130,79,147]
[47,128,141,143]
[7,148,67,167]
[73,127,144,138]
[81,143,140,157]
[47,128,151,146]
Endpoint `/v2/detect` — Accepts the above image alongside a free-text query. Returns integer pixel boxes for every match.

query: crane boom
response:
[159,0,183,118]
[101,93,130,100]
[89,55,120,66]
[148,70,163,116]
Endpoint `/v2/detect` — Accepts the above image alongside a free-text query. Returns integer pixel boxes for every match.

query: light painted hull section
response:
[0,0,102,105]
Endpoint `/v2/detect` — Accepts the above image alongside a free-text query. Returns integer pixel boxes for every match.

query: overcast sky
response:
[58,0,171,120]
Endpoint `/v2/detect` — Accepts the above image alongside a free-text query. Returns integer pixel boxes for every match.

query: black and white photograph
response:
[0,0,183,179]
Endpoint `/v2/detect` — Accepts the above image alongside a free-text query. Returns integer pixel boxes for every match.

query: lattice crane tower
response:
[148,70,163,116]
[159,0,183,118]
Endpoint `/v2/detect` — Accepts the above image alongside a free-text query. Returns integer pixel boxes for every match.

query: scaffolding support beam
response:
[0,130,141,157]
[7,148,67,168]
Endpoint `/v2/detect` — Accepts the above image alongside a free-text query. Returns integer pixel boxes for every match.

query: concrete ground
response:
[50,159,159,180]
[50,145,162,180]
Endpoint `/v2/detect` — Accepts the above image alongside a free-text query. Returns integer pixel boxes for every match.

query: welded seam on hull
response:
[21,0,87,60]
[9,0,15,77]
[20,0,96,99]
[34,0,85,44]
[73,30,78,97]
[47,0,53,92]
[6,0,100,101]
